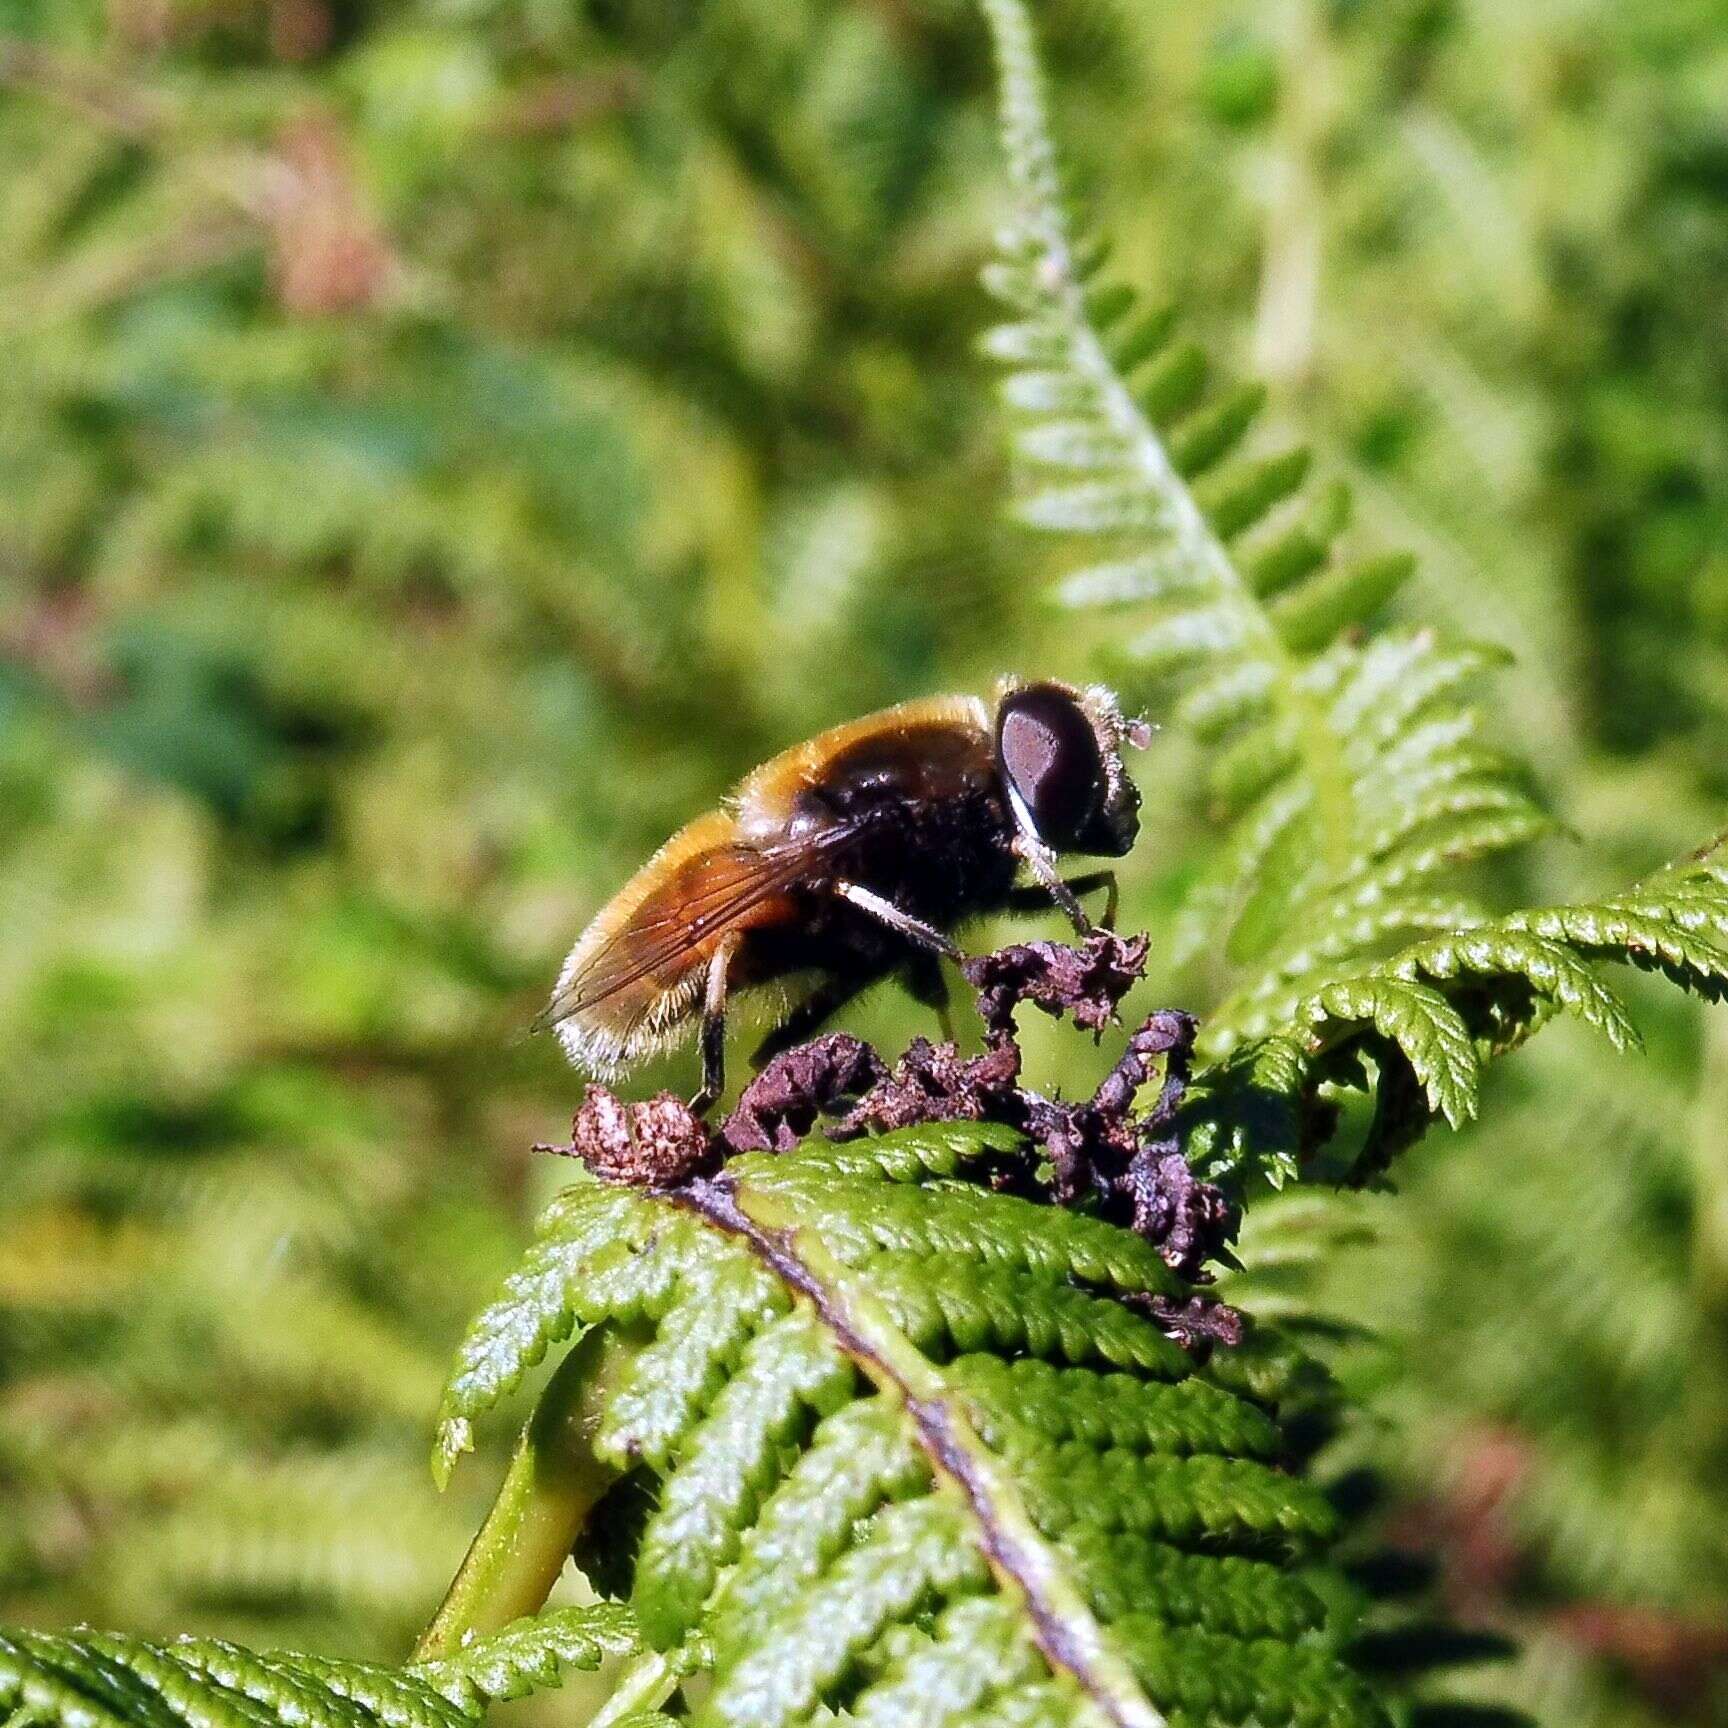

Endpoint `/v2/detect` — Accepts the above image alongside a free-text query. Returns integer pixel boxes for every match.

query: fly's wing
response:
[537,821,856,1045]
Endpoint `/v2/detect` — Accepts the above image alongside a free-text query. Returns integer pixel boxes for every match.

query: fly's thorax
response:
[732,694,993,840]
[834,783,1019,926]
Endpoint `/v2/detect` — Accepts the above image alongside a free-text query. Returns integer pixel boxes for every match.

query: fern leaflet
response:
[0,1607,639,1728]
[978,0,1546,997]
[1183,850,1728,1191]
[433,1123,1385,1728]
[976,0,1728,1196]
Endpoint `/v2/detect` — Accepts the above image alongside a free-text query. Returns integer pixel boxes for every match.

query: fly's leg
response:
[1005,869,1120,931]
[752,974,869,1068]
[762,882,961,1066]
[904,948,956,1045]
[690,933,740,1115]
[1010,836,1095,935]
[833,880,963,960]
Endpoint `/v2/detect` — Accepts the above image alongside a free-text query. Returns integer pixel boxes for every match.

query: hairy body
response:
[543,683,1143,1107]
[548,697,1013,1074]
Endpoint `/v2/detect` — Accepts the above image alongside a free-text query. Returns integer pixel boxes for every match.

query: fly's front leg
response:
[690,932,740,1115]
[1003,788,1100,935]
[1005,869,1120,931]
[904,948,957,1045]
[1010,832,1094,935]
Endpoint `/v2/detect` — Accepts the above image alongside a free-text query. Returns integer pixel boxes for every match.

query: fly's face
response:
[993,680,1145,859]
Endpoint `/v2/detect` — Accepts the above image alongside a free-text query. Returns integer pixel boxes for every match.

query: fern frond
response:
[845,1596,1043,1728]
[1185,854,1728,1191]
[411,1605,641,1709]
[977,0,1728,1242]
[0,1607,637,1728]
[630,1309,857,1645]
[432,1181,683,1486]
[437,1125,1385,1728]
[977,0,1546,992]
[701,1397,927,1665]
[947,1356,1280,1459]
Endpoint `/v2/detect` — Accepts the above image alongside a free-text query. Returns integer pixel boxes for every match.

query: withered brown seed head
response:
[573,1086,712,1187]
[1141,1292,1245,1352]
[962,929,1151,1034]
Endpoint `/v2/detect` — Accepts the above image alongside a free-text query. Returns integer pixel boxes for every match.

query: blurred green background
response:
[2,0,1726,1721]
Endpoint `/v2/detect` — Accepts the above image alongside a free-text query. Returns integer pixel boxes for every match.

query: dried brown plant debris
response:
[546,929,1233,1294]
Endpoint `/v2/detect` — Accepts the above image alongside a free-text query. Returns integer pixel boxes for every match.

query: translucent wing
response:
[537,820,857,1038]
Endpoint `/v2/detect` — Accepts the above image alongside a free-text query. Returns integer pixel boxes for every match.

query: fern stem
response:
[415,1324,642,1661]
[583,1650,678,1728]
[1251,0,1326,389]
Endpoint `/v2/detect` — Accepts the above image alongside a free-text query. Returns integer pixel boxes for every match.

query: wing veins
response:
[538,823,859,1031]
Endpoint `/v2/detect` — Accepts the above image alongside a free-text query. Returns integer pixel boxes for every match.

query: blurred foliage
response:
[1,0,1725,1721]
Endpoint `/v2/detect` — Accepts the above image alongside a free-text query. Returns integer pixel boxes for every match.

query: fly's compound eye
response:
[996,683,1105,851]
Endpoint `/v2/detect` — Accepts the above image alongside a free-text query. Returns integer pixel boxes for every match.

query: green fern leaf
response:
[410,1605,641,1709]
[432,1182,673,1487]
[1300,976,1479,1129]
[0,1607,637,1728]
[967,0,1728,1202]
[845,1597,1044,1728]
[1186,855,1728,1192]
[437,1126,1386,1728]
[975,0,1551,1011]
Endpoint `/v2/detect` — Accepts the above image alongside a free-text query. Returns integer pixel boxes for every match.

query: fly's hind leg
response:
[831,880,962,1037]
[763,881,964,1062]
[1006,869,1120,931]
[752,973,869,1069]
[904,949,956,1045]
[690,933,740,1116]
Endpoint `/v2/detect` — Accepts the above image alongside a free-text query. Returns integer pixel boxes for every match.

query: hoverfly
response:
[540,680,1148,1110]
